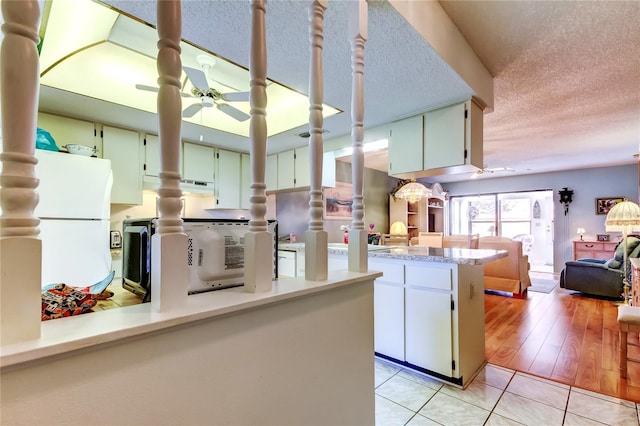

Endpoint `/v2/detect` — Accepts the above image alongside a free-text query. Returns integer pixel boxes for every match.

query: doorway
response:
[449,190,554,273]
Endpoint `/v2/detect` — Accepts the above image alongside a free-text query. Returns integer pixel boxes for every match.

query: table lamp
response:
[605,200,640,305]
[576,227,586,241]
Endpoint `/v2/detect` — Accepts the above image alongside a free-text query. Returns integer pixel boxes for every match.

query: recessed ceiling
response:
[24,1,640,182]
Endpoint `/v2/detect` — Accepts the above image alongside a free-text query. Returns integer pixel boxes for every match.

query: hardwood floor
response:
[485,272,640,402]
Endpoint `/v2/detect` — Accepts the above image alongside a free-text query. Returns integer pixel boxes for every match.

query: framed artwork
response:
[595,197,624,215]
[596,234,610,242]
[323,181,353,220]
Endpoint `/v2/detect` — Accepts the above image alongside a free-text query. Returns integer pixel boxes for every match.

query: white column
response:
[0,0,42,344]
[151,0,188,312]
[348,0,368,273]
[305,0,329,281]
[245,0,272,293]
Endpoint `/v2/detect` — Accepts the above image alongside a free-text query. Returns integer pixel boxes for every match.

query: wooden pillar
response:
[244,0,272,292]
[151,0,188,311]
[0,0,42,344]
[348,0,368,273]
[305,0,329,281]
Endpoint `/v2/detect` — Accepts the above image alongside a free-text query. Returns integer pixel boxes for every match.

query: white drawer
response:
[369,261,404,284]
[405,264,452,291]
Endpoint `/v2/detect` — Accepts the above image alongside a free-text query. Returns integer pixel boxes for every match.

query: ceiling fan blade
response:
[135,84,159,92]
[223,91,250,102]
[183,103,204,118]
[183,66,210,92]
[217,103,250,122]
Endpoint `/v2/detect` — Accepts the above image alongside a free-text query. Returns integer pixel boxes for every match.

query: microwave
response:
[122,218,278,302]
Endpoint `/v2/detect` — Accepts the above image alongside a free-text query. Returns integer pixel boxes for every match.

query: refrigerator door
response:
[35,149,112,219]
[40,219,112,288]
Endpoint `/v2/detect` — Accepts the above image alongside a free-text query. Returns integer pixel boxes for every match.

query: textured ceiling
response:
[36,1,640,183]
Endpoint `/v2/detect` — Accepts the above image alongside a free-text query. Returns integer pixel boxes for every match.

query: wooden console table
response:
[573,240,617,261]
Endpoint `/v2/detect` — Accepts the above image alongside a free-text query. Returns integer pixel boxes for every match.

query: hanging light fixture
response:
[605,200,640,305]
[395,180,430,203]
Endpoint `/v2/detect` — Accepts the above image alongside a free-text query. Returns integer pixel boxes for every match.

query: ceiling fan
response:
[135,57,250,122]
[470,166,516,179]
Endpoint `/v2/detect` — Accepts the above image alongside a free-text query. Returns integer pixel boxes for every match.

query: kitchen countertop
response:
[278,243,507,266]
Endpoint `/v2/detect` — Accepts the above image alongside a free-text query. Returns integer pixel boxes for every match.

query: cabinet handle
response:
[585,244,594,248]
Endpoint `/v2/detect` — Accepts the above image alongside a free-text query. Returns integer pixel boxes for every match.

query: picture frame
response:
[596,234,610,242]
[323,181,353,220]
[595,197,624,215]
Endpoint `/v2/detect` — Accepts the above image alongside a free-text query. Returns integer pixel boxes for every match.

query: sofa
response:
[560,236,640,299]
[478,236,531,298]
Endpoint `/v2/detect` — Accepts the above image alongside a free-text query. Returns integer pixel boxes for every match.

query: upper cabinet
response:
[215,148,241,209]
[388,115,423,175]
[241,153,251,210]
[423,99,483,174]
[183,142,215,183]
[37,112,97,152]
[102,125,142,205]
[143,134,161,178]
[266,154,278,192]
[388,98,483,179]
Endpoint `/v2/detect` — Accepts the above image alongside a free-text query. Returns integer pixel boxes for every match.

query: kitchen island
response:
[279,243,507,388]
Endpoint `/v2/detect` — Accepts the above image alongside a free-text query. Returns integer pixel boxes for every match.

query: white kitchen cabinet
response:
[143,134,161,177]
[294,145,310,188]
[37,112,97,153]
[277,250,296,278]
[102,125,142,205]
[241,153,250,209]
[388,115,423,176]
[183,142,215,183]
[266,154,278,191]
[372,260,405,361]
[215,148,241,208]
[405,284,453,377]
[423,99,483,173]
[277,149,295,189]
[402,261,485,387]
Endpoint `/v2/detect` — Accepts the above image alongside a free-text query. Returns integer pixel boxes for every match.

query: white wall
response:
[436,164,638,272]
[1,280,375,425]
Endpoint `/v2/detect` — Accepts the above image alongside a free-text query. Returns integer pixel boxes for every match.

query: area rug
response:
[528,277,559,294]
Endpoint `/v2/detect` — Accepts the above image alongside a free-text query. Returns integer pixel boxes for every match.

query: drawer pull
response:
[585,244,594,248]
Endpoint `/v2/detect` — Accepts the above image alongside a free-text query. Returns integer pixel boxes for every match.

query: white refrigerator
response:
[34,149,113,288]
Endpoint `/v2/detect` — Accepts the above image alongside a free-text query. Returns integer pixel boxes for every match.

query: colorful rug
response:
[528,277,559,294]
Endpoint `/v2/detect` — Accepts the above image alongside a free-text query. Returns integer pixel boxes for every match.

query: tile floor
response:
[375,358,640,426]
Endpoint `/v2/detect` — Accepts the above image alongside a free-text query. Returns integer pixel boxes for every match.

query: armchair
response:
[478,236,531,298]
[560,236,640,299]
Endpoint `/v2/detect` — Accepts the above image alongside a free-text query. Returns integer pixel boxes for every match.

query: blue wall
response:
[427,164,638,272]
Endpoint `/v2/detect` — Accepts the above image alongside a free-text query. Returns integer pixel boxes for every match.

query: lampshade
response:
[390,221,408,235]
[605,201,640,234]
[576,228,586,235]
[395,181,430,203]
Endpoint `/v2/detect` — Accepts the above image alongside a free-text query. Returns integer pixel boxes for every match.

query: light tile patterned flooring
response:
[375,358,640,426]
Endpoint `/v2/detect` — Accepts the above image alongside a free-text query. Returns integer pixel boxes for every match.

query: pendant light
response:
[395,180,430,203]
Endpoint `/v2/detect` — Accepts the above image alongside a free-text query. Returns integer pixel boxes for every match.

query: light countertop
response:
[278,243,507,266]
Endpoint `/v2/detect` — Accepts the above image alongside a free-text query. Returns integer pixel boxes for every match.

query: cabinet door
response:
[389,115,423,175]
[216,148,241,209]
[423,102,466,170]
[294,145,310,187]
[37,112,96,153]
[183,142,214,183]
[144,134,161,177]
[277,150,295,189]
[266,154,278,191]
[102,125,142,205]
[241,153,251,209]
[405,286,453,376]
[374,281,405,361]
